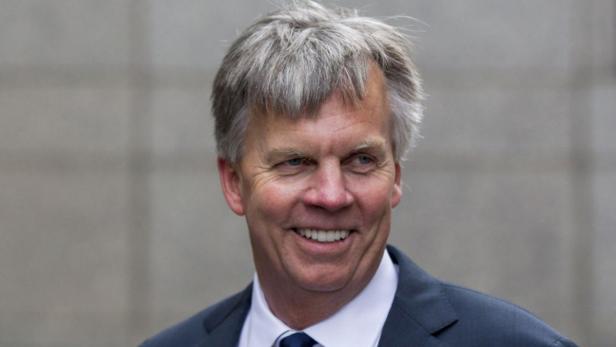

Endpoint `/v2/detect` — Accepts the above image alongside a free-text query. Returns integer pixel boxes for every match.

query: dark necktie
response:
[279,332,318,347]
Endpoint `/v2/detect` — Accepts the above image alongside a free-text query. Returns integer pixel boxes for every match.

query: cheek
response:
[353,183,396,219]
[245,181,300,223]
[351,171,399,205]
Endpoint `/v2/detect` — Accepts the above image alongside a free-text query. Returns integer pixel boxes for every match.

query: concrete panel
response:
[418,86,572,156]
[592,172,616,347]
[0,0,130,66]
[0,87,130,156]
[147,168,253,334]
[148,0,276,70]
[414,0,574,71]
[590,0,616,71]
[590,83,616,153]
[0,170,131,347]
[150,86,216,157]
[390,169,577,336]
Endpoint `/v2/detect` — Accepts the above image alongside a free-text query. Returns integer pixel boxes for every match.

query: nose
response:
[303,161,354,211]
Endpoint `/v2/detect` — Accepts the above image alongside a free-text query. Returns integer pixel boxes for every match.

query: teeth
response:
[296,229,350,243]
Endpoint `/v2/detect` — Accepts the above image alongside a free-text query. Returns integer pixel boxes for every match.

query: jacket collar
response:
[197,285,253,347]
[197,245,458,347]
[378,245,458,346]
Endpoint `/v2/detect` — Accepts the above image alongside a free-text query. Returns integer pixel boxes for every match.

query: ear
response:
[391,162,402,208]
[217,157,246,216]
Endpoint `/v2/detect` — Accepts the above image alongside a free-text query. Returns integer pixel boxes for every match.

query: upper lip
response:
[293,227,355,231]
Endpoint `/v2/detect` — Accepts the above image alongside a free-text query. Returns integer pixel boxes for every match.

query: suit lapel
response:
[378,304,446,347]
[378,246,458,347]
[195,284,252,347]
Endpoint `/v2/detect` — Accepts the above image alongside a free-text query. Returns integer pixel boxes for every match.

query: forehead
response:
[246,65,390,144]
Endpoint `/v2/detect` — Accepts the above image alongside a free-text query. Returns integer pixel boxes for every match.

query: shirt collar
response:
[239,250,398,347]
[239,273,290,347]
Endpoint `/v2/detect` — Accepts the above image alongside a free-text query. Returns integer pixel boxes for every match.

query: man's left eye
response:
[286,158,304,166]
[356,154,374,165]
[347,154,377,173]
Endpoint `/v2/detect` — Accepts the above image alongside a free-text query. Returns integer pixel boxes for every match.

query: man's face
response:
[218,67,401,297]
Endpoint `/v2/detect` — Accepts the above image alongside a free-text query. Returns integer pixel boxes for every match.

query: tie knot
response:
[279,332,318,347]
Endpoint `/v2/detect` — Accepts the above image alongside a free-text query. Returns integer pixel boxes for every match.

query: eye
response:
[274,156,313,175]
[356,154,374,165]
[285,157,304,166]
[346,153,377,173]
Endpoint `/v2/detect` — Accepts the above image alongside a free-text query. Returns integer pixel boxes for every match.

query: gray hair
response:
[212,0,423,163]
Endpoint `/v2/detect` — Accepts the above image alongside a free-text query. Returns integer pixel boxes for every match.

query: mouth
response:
[293,228,352,243]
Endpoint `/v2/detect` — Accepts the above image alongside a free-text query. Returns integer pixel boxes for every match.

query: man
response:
[142,1,578,346]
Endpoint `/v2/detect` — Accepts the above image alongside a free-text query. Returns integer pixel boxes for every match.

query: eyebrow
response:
[351,139,388,158]
[264,148,309,164]
[265,139,388,163]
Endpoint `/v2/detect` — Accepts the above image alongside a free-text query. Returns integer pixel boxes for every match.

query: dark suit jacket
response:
[141,245,578,347]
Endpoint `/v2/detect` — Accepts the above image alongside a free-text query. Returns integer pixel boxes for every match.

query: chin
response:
[291,266,355,293]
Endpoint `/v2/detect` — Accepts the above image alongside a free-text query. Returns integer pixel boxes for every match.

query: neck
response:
[256,263,381,330]
[259,279,363,330]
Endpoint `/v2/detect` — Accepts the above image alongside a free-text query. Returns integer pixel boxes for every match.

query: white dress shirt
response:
[237,250,398,347]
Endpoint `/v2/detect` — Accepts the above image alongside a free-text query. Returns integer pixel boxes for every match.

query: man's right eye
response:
[275,157,313,175]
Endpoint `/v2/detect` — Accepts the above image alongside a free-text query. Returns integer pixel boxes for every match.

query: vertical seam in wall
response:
[128,0,152,339]
[568,1,595,345]
[614,0,616,77]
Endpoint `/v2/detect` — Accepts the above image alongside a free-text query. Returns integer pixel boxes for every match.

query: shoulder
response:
[139,307,212,347]
[438,282,578,347]
[139,287,251,347]
[386,245,577,346]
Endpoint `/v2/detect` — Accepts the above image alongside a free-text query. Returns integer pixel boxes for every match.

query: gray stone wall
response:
[0,1,613,346]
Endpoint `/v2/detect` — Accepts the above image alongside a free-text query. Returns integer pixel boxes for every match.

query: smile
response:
[295,228,351,243]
